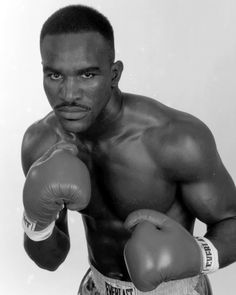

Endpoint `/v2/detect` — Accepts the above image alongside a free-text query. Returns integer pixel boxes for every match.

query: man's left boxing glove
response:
[23,144,91,241]
[124,209,202,292]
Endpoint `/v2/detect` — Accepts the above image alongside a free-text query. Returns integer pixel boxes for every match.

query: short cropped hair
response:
[40,5,115,61]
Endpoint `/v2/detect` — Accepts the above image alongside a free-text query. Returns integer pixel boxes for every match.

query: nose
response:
[60,77,81,102]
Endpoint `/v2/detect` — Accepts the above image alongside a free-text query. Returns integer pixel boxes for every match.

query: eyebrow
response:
[42,65,101,74]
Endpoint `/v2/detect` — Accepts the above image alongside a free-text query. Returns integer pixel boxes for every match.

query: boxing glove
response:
[23,143,91,235]
[124,209,202,291]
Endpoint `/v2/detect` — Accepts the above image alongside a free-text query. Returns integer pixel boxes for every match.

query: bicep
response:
[21,121,58,175]
[161,120,236,224]
[21,131,35,176]
[181,163,236,224]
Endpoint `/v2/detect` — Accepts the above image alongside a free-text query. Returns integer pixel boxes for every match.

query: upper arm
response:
[161,119,236,224]
[21,116,59,175]
[181,159,236,224]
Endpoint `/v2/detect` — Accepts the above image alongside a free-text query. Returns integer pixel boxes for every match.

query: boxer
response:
[22,5,236,295]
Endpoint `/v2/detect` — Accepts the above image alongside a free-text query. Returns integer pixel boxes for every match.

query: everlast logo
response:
[196,237,213,270]
[202,243,213,268]
[105,282,134,295]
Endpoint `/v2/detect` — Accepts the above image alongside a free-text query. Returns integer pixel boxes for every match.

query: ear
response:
[111,61,124,88]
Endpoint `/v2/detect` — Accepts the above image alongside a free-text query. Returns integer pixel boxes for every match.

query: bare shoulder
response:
[136,97,220,181]
[21,112,61,175]
[163,115,218,178]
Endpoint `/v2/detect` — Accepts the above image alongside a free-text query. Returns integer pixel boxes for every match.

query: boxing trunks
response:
[78,264,212,295]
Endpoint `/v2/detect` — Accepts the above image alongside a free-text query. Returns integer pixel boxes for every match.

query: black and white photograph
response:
[1,1,236,294]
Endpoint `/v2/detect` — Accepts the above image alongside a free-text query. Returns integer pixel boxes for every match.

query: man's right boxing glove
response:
[23,143,91,241]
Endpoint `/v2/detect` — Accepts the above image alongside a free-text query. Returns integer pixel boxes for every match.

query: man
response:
[21,5,236,295]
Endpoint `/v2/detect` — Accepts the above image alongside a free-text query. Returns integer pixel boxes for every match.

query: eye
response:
[81,72,95,79]
[49,73,63,81]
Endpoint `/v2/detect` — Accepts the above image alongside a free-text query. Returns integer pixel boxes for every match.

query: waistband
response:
[90,264,201,295]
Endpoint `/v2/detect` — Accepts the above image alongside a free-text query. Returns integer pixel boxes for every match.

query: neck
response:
[80,88,124,140]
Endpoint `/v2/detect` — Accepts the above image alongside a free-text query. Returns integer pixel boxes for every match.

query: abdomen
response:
[82,214,131,280]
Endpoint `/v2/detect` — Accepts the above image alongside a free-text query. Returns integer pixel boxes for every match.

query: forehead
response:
[41,32,111,69]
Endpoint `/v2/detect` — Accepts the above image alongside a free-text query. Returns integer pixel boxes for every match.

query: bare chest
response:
[81,134,176,221]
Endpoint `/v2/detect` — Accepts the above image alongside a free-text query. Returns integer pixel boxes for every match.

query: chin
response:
[59,118,91,134]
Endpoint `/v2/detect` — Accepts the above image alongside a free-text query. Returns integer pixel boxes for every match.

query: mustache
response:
[54,102,91,111]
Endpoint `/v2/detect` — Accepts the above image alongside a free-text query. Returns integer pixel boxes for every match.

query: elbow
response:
[23,234,70,271]
[35,260,63,272]
[25,246,69,271]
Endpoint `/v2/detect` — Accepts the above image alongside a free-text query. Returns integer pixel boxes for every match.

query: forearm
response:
[24,208,70,271]
[205,216,236,268]
[24,224,70,271]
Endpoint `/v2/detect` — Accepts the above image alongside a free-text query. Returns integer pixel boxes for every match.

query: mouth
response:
[55,104,91,120]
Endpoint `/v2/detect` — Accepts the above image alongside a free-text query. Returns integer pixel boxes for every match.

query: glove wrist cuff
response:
[22,211,55,242]
[195,236,219,274]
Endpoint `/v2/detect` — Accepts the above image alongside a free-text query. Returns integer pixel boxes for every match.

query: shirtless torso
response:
[22,92,236,282]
